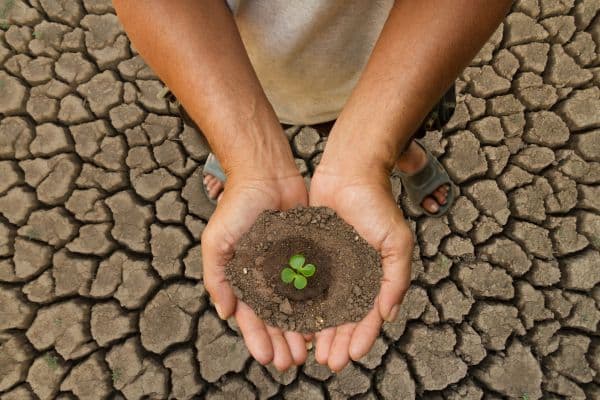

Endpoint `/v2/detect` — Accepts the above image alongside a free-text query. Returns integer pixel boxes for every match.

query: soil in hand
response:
[225,206,382,332]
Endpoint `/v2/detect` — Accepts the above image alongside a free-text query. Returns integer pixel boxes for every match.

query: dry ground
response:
[0,0,599,399]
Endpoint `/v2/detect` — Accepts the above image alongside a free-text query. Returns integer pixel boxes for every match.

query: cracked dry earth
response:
[0,0,599,399]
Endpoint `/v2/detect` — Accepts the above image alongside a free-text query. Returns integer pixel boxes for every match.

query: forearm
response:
[321,0,512,175]
[113,0,295,176]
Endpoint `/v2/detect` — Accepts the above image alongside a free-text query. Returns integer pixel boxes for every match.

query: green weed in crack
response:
[0,0,15,29]
[45,353,60,370]
[590,236,600,251]
[25,228,40,240]
[112,368,122,384]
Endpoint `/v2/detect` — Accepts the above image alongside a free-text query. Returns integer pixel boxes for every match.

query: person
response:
[113,0,512,372]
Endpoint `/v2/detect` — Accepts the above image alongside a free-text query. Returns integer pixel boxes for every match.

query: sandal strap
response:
[398,140,455,216]
[203,153,227,183]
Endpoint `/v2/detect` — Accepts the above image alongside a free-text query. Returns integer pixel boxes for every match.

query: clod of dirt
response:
[225,206,382,332]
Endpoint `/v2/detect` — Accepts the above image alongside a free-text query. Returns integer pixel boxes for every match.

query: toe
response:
[206,180,217,193]
[208,184,222,199]
[204,174,225,201]
[433,187,447,205]
[421,196,439,214]
[212,182,225,199]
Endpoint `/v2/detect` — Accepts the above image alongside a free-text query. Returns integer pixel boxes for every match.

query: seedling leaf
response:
[289,254,305,270]
[299,263,316,277]
[293,274,307,290]
[281,267,295,283]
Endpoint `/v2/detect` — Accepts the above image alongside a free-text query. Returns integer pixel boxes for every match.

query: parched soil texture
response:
[225,206,382,332]
[3,1,600,398]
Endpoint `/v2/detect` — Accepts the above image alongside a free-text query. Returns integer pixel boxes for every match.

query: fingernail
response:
[385,304,401,322]
[215,303,225,319]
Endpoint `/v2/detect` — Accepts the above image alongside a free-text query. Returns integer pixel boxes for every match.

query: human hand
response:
[308,162,414,372]
[201,161,311,370]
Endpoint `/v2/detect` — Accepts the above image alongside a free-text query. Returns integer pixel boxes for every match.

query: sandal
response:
[158,86,225,206]
[397,139,456,217]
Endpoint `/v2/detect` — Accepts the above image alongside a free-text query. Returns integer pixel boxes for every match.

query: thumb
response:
[200,192,252,320]
[377,223,414,322]
[201,224,238,319]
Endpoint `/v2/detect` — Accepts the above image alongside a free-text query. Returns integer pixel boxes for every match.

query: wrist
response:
[222,136,299,181]
[318,135,396,184]
[319,122,413,178]
[206,113,299,181]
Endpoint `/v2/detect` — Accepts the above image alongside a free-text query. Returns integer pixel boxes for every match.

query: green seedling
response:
[280,253,316,290]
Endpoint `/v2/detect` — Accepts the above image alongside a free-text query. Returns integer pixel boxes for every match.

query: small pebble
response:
[279,299,293,315]
[243,267,248,274]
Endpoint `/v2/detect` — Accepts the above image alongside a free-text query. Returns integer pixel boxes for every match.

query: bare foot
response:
[396,140,449,214]
[203,174,225,202]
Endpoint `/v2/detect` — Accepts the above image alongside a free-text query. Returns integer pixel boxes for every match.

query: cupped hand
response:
[309,164,414,372]
[201,167,310,370]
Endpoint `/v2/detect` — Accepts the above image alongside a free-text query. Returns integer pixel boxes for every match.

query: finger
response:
[378,229,413,322]
[349,306,383,361]
[328,323,356,372]
[236,302,273,365]
[284,331,308,365]
[266,326,294,371]
[314,327,335,365]
[201,229,237,319]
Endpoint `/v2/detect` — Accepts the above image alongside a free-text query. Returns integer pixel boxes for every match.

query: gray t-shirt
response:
[227,0,394,125]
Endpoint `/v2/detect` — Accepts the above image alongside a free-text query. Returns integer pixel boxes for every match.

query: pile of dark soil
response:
[225,206,382,332]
